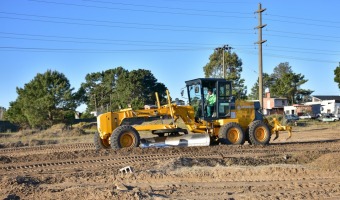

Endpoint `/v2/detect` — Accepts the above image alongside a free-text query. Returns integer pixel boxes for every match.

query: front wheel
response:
[248,120,271,145]
[94,132,110,150]
[219,122,245,145]
[110,125,140,149]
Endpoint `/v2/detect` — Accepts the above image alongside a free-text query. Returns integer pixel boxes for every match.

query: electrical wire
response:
[81,0,250,15]
[26,0,254,18]
[266,13,340,25]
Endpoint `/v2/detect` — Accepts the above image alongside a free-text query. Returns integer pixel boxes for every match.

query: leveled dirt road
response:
[0,123,339,199]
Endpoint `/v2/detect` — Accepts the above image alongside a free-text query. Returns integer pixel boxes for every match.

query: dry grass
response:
[1,119,339,148]
[0,123,96,147]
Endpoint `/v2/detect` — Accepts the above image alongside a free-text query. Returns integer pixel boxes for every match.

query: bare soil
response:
[0,121,339,199]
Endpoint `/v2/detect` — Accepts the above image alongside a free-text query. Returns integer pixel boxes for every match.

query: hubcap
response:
[255,127,266,141]
[120,132,135,147]
[102,138,110,147]
[227,128,240,143]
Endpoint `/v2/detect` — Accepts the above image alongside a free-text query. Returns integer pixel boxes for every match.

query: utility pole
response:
[215,45,232,79]
[255,3,267,109]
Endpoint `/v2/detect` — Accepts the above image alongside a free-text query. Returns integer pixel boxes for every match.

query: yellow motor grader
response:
[95,78,282,150]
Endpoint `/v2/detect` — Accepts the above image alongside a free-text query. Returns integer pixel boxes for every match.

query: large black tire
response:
[219,122,245,145]
[94,132,110,150]
[248,120,271,145]
[110,125,140,149]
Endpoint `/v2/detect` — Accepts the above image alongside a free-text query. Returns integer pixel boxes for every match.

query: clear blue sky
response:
[1,0,340,111]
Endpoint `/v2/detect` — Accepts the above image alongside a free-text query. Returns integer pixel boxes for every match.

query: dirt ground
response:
[0,121,339,199]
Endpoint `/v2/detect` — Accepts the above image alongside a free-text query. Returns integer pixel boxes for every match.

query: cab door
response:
[216,81,232,119]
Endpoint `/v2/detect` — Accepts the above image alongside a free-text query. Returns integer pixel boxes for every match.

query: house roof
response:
[312,95,340,100]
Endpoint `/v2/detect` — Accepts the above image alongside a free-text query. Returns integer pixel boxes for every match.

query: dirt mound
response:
[66,127,87,136]
[73,122,97,130]
[309,153,340,170]
[3,141,27,148]
[16,129,40,137]
[28,139,58,146]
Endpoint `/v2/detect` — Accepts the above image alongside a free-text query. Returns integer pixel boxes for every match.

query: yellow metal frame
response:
[97,90,262,141]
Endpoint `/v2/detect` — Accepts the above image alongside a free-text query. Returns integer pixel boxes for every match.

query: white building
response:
[284,106,296,115]
[311,95,340,117]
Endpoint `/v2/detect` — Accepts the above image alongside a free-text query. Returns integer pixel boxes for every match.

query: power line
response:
[3,34,340,56]
[263,47,340,56]
[266,18,340,29]
[0,12,250,31]
[266,45,340,54]
[0,31,237,46]
[1,45,338,64]
[81,0,250,15]
[0,13,253,34]
[25,0,253,18]
[267,29,340,40]
[2,13,340,44]
[265,33,340,43]
[266,13,340,25]
[2,12,340,43]
[237,49,339,64]
[0,46,214,53]
[128,0,248,4]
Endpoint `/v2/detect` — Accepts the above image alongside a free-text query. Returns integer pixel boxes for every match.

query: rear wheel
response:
[248,120,271,145]
[219,122,245,145]
[110,125,140,149]
[94,132,110,150]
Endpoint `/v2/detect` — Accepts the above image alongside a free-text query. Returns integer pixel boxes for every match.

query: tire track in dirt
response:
[1,140,340,175]
[0,152,222,175]
[1,139,339,158]
[1,139,339,199]
[0,143,95,157]
[118,162,340,199]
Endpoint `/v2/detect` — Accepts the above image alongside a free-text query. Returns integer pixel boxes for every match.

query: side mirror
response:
[181,89,184,97]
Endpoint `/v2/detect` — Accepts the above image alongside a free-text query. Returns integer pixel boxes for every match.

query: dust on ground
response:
[0,120,339,199]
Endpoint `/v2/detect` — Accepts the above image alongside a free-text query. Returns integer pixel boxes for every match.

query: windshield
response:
[188,84,203,118]
[188,84,202,105]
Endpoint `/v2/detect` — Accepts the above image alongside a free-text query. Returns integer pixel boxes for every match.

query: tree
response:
[203,49,247,99]
[270,63,313,104]
[125,69,167,109]
[79,67,167,112]
[334,63,340,89]
[248,73,273,100]
[4,100,29,128]
[248,62,313,104]
[271,62,292,79]
[5,70,77,128]
[79,67,129,112]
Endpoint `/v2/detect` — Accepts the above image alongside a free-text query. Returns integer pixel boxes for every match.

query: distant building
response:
[311,95,340,103]
[284,95,340,117]
[90,111,101,117]
[311,95,340,117]
[263,92,288,115]
[75,111,82,119]
[284,104,321,116]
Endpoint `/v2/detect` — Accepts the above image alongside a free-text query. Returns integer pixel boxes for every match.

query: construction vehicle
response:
[95,78,276,150]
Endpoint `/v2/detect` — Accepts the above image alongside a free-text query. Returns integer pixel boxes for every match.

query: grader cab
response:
[95,78,275,150]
